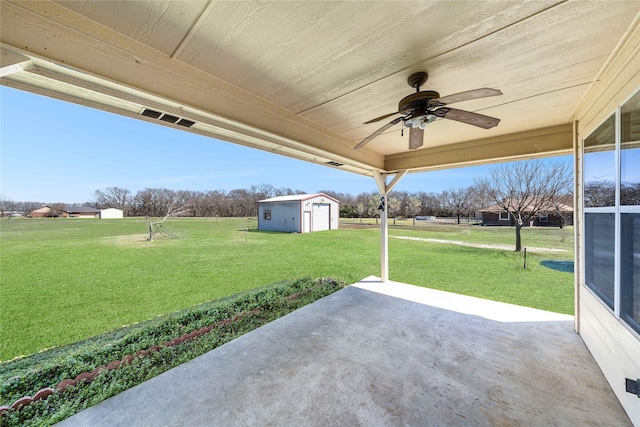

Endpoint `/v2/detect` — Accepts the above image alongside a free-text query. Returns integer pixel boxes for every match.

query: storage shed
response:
[99,208,124,219]
[257,193,339,233]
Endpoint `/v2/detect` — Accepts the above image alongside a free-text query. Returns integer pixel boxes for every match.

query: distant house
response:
[257,193,340,233]
[28,205,101,218]
[28,205,66,218]
[99,208,124,219]
[481,198,573,227]
[66,206,100,218]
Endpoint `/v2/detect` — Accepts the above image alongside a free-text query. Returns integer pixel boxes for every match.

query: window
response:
[620,91,640,334]
[583,89,640,334]
[499,211,510,220]
[539,214,548,223]
[584,115,615,207]
[621,91,640,206]
[621,213,640,333]
[263,210,271,220]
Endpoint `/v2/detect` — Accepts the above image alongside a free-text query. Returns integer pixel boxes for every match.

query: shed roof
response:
[66,206,100,214]
[259,193,339,204]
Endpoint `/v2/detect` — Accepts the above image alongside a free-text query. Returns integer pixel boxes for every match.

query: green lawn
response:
[342,217,575,251]
[0,217,574,361]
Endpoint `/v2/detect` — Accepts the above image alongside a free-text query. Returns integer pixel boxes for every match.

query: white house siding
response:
[99,208,123,219]
[574,22,640,425]
[579,290,640,423]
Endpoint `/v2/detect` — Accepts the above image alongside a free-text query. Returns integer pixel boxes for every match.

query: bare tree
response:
[0,195,9,217]
[93,187,131,214]
[17,201,41,217]
[468,183,493,221]
[49,203,67,218]
[387,196,401,225]
[406,196,422,225]
[355,202,366,223]
[584,180,615,207]
[442,187,474,224]
[147,201,191,241]
[475,159,572,251]
[368,194,380,224]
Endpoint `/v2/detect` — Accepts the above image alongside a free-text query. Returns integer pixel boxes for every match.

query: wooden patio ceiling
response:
[2,1,639,178]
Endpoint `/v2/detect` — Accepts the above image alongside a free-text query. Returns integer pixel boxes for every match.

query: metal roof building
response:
[257,193,339,233]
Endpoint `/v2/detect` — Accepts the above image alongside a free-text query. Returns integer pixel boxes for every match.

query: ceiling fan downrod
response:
[407,72,428,92]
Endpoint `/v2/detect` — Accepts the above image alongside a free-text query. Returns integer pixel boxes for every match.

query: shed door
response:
[303,211,311,233]
[312,203,330,231]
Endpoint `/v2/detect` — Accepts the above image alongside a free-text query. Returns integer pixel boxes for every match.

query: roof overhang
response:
[2,1,639,177]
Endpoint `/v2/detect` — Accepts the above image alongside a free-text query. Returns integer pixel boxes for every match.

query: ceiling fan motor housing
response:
[398,91,441,113]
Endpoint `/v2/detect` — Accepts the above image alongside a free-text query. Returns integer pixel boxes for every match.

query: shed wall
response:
[258,201,300,233]
[100,208,123,219]
[257,195,339,233]
[298,195,339,231]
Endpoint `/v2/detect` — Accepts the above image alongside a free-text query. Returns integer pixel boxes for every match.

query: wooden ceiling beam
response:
[384,124,574,172]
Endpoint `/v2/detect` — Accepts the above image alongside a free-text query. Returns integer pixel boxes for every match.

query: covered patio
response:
[2,1,639,423]
[56,278,630,426]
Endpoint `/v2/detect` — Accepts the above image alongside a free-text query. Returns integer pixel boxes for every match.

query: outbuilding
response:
[257,193,339,233]
[66,206,100,218]
[99,208,124,219]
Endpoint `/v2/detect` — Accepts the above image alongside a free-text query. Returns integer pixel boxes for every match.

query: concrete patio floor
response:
[56,277,631,426]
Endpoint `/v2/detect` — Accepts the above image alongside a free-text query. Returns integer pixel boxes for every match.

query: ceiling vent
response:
[140,108,195,128]
[159,113,179,123]
[326,161,343,167]
[141,108,162,119]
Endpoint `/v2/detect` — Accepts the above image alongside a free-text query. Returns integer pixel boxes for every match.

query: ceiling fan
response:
[355,72,502,150]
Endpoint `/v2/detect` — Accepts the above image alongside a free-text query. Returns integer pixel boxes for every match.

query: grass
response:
[391,241,573,312]
[342,217,575,251]
[0,218,377,361]
[0,277,345,426]
[0,217,574,361]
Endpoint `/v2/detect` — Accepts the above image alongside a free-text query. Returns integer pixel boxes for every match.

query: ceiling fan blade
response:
[435,88,502,105]
[409,127,424,149]
[354,117,403,150]
[363,111,401,124]
[440,108,500,129]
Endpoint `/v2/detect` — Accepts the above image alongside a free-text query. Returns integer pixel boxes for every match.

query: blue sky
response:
[1,86,571,203]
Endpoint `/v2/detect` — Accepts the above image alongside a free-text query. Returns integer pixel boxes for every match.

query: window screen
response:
[585,213,615,310]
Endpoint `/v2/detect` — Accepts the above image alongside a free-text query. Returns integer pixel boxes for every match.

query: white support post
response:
[373,170,408,283]
[380,193,389,282]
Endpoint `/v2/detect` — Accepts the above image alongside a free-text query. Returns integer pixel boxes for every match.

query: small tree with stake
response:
[475,159,572,252]
[147,202,190,241]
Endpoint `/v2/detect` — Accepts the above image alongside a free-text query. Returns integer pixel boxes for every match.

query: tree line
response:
[0,160,578,224]
[1,160,577,251]
[1,184,495,222]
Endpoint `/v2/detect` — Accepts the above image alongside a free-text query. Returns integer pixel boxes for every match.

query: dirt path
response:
[391,236,568,253]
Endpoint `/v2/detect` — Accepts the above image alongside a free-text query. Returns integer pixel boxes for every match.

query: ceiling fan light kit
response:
[356,72,502,151]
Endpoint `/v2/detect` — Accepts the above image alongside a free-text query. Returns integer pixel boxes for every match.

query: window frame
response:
[499,211,510,221]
